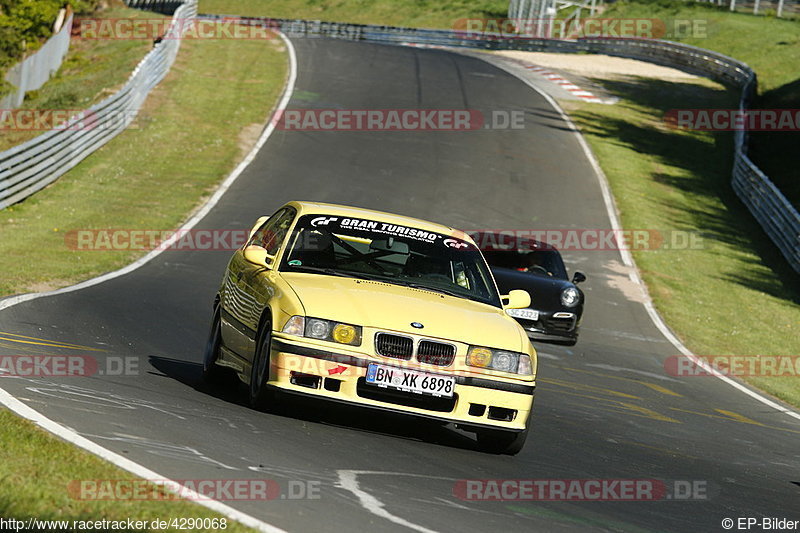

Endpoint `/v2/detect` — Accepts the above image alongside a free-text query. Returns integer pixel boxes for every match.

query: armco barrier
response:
[1,10,74,110]
[202,14,798,273]
[0,0,198,210]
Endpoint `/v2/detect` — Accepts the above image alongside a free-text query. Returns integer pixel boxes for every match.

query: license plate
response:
[507,308,539,321]
[366,364,455,398]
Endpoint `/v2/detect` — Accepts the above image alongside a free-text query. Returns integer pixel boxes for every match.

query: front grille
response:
[375,333,413,360]
[416,340,456,366]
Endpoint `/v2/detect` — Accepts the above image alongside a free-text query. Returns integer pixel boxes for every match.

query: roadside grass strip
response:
[0,24,287,297]
[0,3,164,152]
[199,0,509,29]
[0,409,261,531]
[563,76,800,407]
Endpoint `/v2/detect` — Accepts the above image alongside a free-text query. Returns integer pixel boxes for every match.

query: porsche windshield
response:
[280,214,501,307]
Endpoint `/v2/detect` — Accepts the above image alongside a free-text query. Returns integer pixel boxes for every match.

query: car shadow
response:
[148,355,485,453]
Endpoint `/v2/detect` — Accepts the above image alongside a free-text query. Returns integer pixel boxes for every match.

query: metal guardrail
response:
[0,0,198,210]
[1,11,74,110]
[201,14,799,273]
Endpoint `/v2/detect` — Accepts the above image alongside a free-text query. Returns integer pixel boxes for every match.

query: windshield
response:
[477,234,569,280]
[279,214,502,307]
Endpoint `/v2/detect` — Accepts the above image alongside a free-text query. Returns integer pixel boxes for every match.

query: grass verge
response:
[0,1,164,152]
[0,25,287,296]
[0,410,254,531]
[562,74,800,406]
[199,0,507,30]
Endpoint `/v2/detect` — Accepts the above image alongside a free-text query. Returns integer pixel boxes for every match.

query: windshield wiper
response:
[290,265,385,282]
[392,280,464,298]
[289,266,354,278]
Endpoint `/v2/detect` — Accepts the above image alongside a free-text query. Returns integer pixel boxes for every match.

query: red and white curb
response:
[400,43,610,104]
[519,64,605,103]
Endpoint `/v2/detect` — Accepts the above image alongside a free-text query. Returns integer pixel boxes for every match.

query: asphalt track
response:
[1,38,799,532]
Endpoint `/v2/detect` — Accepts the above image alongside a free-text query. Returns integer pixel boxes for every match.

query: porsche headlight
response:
[560,287,580,308]
[467,346,532,375]
[282,316,362,346]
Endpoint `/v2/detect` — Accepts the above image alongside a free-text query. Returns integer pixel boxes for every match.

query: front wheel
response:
[475,425,529,455]
[249,318,276,411]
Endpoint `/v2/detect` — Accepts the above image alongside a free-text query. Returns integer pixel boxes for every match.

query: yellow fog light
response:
[332,323,358,345]
[467,347,493,368]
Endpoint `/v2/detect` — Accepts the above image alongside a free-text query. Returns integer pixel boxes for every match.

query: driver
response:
[519,252,551,276]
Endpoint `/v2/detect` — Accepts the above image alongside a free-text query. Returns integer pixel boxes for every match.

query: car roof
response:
[286,200,466,239]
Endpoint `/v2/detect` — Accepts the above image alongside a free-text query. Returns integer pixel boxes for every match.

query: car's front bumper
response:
[267,335,534,431]
[513,310,580,343]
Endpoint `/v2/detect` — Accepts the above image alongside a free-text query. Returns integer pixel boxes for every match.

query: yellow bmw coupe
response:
[203,201,537,454]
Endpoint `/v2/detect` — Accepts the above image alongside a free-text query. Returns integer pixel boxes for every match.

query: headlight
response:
[282,316,362,346]
[467,346,533,375]
[560,287,580,307]
[282,315,305,335]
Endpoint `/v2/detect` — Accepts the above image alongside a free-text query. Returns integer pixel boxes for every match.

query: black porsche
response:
[474,232,587,346]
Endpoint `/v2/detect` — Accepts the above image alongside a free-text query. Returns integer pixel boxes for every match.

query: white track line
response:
[337,470,453,533]
[491,55,800,422]
[0,389,286,533]
[0,32,299,530]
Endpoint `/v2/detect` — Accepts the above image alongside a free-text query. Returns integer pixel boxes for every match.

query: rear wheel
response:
[249,318,276,411]
[476,425,529,455]
[201,305,225,386]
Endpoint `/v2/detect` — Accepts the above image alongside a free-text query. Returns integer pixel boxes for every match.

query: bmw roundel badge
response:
[411,322,424,329]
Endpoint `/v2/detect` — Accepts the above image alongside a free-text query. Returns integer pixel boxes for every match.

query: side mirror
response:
[243,245,273,268]
[248,216,269,240]
[502,289,531,310]
[572,271,586,284]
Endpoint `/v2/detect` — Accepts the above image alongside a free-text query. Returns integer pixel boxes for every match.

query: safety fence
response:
[0,0,197,209]
[0,9,74,110]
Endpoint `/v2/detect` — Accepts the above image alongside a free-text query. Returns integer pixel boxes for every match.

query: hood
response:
[280,272,527,350]
[491,267,581,310]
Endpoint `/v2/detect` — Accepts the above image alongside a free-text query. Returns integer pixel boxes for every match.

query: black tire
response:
[476,425,529,455]
[201,305,225,387]
[249,317,276,411]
